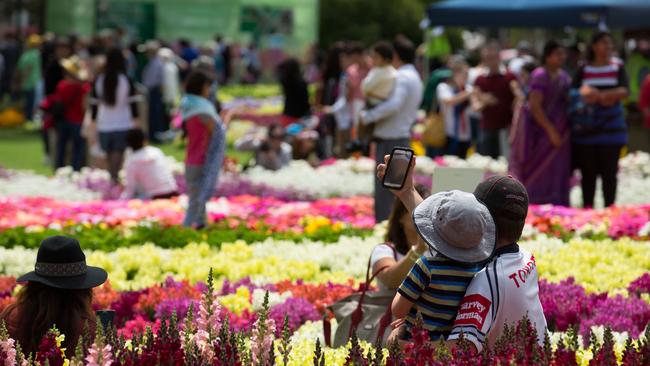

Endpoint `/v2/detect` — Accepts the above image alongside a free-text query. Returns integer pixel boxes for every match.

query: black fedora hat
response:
[17,236,107,290]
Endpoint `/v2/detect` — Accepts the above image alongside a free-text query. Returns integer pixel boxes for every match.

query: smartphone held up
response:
[382,147,414,190]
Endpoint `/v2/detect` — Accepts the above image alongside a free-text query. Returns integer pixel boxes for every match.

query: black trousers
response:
[574,144,622,208]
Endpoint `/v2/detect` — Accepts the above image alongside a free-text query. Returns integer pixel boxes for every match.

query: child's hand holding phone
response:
[377,148,416,197]
[377,149,423,213]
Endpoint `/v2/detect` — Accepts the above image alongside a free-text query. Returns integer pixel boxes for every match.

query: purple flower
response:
[155,298,200,320]
[539,278,589,331]
[540,277,650,339]
[268,297,320,337]
[219,277,276,296]
[581,293,650,338]
[628,273,650,296]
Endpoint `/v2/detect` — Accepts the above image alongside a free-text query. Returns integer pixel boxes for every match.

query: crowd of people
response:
[1,29,648,217]
[424,33,635,210]
[246,31,640,218]
[0,30,269,227]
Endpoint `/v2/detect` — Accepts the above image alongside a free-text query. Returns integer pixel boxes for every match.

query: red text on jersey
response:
[454,294,492,328]
[508,255,536,288]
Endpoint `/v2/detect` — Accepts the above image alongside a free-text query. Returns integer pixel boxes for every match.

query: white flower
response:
[0,171,99,201]
[251,289,291,311]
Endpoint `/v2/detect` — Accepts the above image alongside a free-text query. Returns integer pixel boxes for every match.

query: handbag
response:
[421,112,446,148]
[325,244,397,348]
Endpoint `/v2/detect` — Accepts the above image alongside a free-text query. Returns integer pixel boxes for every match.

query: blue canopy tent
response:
[427,0,650,28]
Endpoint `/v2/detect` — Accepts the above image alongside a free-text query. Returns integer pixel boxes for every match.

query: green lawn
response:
[0,126,252,175]
[0,127,51,175]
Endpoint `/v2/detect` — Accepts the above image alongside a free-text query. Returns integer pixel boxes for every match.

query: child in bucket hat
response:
[376,157,496,343]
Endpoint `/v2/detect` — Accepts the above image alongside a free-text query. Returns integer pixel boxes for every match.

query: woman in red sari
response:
[509,41,571,206]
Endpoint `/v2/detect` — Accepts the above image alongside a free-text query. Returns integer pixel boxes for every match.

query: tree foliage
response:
[319,0,428,47]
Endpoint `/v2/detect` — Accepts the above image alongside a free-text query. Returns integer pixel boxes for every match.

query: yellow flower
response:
[521,237,650,292]
[219,286,252,315]
[56,333,65,348]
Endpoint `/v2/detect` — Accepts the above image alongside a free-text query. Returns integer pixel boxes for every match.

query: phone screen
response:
[383,148,414,189]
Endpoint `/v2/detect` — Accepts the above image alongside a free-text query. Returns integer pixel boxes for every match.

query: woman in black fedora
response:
[1,236,107,357]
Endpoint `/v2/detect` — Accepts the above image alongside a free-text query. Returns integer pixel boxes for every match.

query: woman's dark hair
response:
[587,31,612,62]
[126,128,145,151]
[321,42,344,83]
[344,41,364,56]
[373,41,393,62]
[319,42,344,106]
[184,70,212,96]
[542,40,563,66]
[102,48,126,106]
[385,184,431,255]
[393,35,416,65]
[522,61,538,75]
[277,58,305,91]
[1,282,93,357]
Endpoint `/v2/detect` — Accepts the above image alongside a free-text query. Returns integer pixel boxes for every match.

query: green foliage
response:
[0,223,373,251]
[279,315,292,366]
[319,0,428,47]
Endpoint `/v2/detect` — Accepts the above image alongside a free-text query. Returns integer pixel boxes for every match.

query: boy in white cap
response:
[377,158,497,342]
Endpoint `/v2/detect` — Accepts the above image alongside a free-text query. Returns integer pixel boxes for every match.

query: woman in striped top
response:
[572,32,629,208]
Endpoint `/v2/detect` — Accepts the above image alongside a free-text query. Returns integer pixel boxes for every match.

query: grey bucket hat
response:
[413,190,496,264]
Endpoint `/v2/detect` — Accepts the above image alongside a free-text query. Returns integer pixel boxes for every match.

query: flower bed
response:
[4,152,650,207]
[0,270,649,365]
[0,273,647,342]
[2,196,648,243]
[1,141,650,364]
[524,205,650,241]
[0,233,648,292]
[0,195,374,232]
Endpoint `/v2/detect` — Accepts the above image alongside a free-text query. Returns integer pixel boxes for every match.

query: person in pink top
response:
[180,70,226,228]
[345,42,370,143]
[345,42,370,104]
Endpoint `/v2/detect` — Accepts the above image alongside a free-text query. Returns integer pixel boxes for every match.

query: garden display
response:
[0,152,649,365]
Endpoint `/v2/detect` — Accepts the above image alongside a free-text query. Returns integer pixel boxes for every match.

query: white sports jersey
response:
[447,244,547,352]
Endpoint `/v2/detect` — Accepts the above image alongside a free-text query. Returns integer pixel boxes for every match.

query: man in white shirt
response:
[121,128,178,200]
[361,36,423,222]
[447,175,547,352]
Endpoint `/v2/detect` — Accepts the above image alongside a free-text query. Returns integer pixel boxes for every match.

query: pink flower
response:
[85,343,113,366]
[0,338,17,366]
[250,316,276,366]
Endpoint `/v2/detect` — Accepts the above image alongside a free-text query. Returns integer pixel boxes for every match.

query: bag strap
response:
[376,305,394,344]
[374,242,399,344]
[348,262,390,339]
[348,244,399,339]
[324,244,401,346]
[323,314,332,347]
[386,242,398,261]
